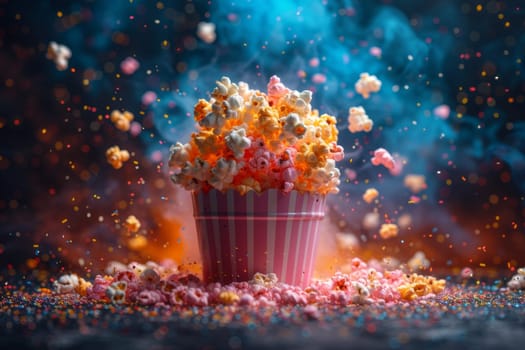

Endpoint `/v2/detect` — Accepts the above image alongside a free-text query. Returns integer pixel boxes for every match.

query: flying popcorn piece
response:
[355,72,381,99]
[120,57,140,75]
[404,174,427,193]
[197,22,216,44]
[379,223,398,239]
[124,215,141,233]
[363,212,380,230]
[407,251,430,271]
[141,91,157,106]
[348,106,373,133]
[106,145,130,169]
[433,104,451,119]
[46,41,72,71]
[110,110,134,132]
[335,232,359,252]
[371,148,395,170]
[362,188,379,203]
[225,128,251,159]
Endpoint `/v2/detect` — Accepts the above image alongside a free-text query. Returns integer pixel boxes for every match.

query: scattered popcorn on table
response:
[197,21,216,43]
[111,110,134,132]
[379,223,399,239]
[404,174,427,193]
[407,251,431,271]
[371,148,395,170]
[54,274,79,294]
[120,57,140,75]
[355,72,381,99]
[347,106,373,133]
[106,145,130,169]
[362,188,379,203]
[124,215,141,233]
[46,41,71,71]
[507,268,525,290]
[168,76,344,194]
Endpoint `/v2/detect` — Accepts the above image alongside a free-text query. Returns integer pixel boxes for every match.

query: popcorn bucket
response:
[192,189,326,287]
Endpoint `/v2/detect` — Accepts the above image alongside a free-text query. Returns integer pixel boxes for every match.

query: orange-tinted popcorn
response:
[124,215,141,233]
[363,188,379,203]
[110,110,134,132]
[404,174,427,193]
[168,76,344,194]
[106,146,130,169]
[379,223,399,239]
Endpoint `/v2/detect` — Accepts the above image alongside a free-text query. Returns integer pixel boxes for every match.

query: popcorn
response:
[363,212,380,230]
[110,110,134,132]
[407,251,430,271]
[371,148,395,170]
[46,41,71,71]
[348,106,373,133]
[225,128,251,158]
[335,232,359,252]
[507,273,525,290]
[280,113,306,144]
[218,291,240,305]
[267,75,290,105]
[209,158,241,190]
[197,21,216,44]
[404,174,427,193]
[168,76,344,194]
[120,57,140,75]
[140,268,161,289]
[355,72,381,99]
[105,281,127,304]
[106,146,130,169]
[54,274,79,294]
[251,272,278,286]
[363,188,379,204]
[124,215,141,233]
[351,281,372,304]
[379,223,399,239]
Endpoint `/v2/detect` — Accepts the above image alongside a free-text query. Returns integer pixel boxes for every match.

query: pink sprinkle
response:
[371,148,395,170]
[141,91,157,106]
[309,57,320,67]
[120,57,140,75]
[312,73,327,84]
[369,46,382,57]
[433,104,450,119]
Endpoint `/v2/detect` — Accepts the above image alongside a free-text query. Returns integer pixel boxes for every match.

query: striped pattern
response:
[192,189,326,287]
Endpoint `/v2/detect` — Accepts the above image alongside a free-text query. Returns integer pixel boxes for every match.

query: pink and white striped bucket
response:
[192,189,326,287]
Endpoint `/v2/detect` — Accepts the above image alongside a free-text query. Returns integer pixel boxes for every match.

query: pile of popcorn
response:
[168,76,345,195]
[53,258,447,306]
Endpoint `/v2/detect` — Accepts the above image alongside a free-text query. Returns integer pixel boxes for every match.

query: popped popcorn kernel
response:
[54,274,79,294]
[371,148,395,170]
[363,188,379,203]
[218,291,240,305]
[348,106,373,133]
[404,174,427,193]
[197,21,216,44]
[407,251,430,271]
[355,72,382,99]
[124,215,141,233]
[46,41,71,71]
[507,269,525,290]
[106,146,130,169]
[251,272,278,286]
[379,223,399,239]
[110,110,134,132]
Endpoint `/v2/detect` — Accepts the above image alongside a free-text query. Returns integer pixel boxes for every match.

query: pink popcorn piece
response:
[141,91,157,106]
[371,148,395,170]
[433,104,451,119]
[369,46,382,57]
[312,73,327,84]
[120,57,140,75]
